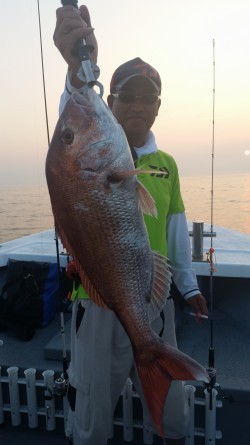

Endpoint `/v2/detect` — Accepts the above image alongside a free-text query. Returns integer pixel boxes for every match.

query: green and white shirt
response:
[133,131,200,300]
[136,150,184,257]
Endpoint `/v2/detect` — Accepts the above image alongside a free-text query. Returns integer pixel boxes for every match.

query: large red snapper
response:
[46,89,209,436]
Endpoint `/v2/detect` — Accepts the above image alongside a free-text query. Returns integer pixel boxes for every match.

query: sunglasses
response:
[111,93,160,105]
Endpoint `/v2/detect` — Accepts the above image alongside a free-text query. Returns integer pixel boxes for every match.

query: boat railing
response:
[189,221,216,262]
[0,366,222,444]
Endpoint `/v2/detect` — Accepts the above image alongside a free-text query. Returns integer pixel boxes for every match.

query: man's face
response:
[107,77,161,147]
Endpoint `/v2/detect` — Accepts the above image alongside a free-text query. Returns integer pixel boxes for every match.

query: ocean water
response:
[0,172,249,244]
[181,172,250,235]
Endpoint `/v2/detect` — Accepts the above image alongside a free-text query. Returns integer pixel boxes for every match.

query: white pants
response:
[66,298,189,445]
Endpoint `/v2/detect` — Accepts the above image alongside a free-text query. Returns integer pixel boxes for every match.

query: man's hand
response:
[53,5,98,86]
[186,293,208,320]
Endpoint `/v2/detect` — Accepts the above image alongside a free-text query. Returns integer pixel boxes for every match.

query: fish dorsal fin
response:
[137,180,158,217]
[147,253,172,322]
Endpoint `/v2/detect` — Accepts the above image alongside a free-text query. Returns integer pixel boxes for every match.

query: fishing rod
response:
[205,39,217,395]
[208,39,216,372]
[37,0,102,391]
[37,0,68,383]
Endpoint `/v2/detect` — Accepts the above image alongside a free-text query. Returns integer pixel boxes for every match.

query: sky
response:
[0,0,249,186]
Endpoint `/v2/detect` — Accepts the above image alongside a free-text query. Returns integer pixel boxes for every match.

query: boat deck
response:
[0,223,249,383]
[0,224,250,444]
[0,274,249,387]
[0,223,250,276]
[1,276,250,445]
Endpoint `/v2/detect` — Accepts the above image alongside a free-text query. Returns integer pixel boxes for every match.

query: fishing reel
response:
[203,366,223,413]
[204,367,217,390]
[204,347,220,391]
[43,374,68,404]
[53,375,68,398]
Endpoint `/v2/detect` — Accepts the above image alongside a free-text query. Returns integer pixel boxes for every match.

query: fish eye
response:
[61,128,74,145]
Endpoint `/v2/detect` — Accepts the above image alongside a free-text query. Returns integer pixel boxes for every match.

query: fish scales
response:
[46,88,209,436]
[46,90,154,328]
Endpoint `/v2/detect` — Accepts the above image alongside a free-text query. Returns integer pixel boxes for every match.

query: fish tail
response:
[135,336,209,437]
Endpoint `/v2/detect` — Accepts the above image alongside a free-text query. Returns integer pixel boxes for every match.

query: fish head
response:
[46,88,130,182]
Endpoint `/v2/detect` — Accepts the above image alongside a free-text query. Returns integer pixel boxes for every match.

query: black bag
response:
[0,260,59,341]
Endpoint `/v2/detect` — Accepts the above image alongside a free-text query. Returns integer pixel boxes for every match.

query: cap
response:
[110,57,161,94]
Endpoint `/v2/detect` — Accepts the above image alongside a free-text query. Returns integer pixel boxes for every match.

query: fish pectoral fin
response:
[107,170,157,217]
[147,253,172,321]
[107,169,137,183]
[137,180,158,217]
[107,168,157,183]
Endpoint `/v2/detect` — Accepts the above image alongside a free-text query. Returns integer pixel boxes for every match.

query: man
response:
[54,5,208,445]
